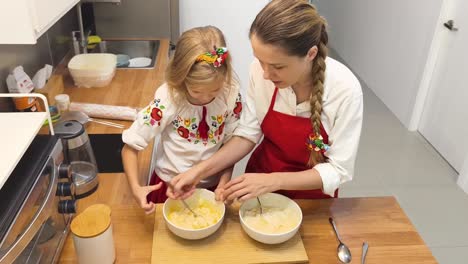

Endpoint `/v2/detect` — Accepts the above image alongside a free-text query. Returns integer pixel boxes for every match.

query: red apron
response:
[245,87,338,199]
[147,172,217,203]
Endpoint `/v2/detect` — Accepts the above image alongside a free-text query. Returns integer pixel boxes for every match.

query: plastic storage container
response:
[71,204,115,264]
[68,54,117,88]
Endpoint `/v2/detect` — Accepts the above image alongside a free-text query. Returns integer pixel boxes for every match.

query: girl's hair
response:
[250,0,328,168]
[165,26,234,102]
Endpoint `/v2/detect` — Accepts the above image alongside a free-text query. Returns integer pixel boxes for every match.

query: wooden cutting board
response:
[151,204,309,264]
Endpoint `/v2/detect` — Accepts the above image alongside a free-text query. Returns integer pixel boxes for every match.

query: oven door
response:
[0,155,60,263]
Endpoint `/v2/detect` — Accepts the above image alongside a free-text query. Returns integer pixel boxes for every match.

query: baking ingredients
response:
[243,206,300,234]
[167,197,222,229]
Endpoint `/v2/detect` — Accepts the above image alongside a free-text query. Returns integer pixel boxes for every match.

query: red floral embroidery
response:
[232,93,242,119]
[143,98,165,127]
[177,126,190,139]
[151,108,163,121]
[218,122,225,135]
[173,111,228,145]
[233,102,242,115]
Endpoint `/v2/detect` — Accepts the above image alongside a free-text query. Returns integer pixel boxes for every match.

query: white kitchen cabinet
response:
[0,112,48,189]
[0,94,54,189]
[0,0,79,44]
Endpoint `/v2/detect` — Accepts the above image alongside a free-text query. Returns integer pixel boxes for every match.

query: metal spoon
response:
[329,217,352,263]
[361,242,369,264]
[165,181,199,217]
[59,111,124,128]
[181,199,199,217]
[256,197,263,214]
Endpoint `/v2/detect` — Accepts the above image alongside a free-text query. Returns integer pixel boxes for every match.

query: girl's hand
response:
[214,185,225,202]
[214,167,233,201]
[222,173,280,203]
[131,182,163,214]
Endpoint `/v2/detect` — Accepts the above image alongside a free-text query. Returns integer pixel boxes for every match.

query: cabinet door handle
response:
[444,20,459,31]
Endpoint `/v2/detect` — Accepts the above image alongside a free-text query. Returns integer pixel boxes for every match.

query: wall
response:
[93,0,179,44]
[179,0,269,95]
[458,157,468,194]
[314,0,443,128]
[0,8,78,112]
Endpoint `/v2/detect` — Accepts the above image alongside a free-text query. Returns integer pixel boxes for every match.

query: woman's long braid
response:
[307,23,328,168]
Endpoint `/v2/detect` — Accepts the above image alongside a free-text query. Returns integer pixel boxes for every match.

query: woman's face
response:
[186,82,223,105]
[251,34,317,89]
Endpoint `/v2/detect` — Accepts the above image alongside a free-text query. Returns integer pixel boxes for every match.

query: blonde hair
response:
[250,0,328,168]
[165,26,234,102]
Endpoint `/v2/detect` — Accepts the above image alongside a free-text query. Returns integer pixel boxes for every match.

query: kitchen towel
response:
[70,102,138,121]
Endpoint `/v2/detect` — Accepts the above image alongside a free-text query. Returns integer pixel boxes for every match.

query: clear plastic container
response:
[68,54,117,88]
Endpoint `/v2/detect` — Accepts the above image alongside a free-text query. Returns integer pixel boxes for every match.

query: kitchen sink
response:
[90,39,160,69]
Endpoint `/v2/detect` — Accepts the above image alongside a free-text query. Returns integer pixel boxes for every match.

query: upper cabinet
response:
[0,0,79,44]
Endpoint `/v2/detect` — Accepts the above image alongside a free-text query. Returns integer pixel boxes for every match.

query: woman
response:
[168,0,363,202]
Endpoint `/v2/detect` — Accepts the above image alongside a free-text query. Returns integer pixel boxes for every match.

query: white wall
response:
[179,0,269,95]
[314,0,443,128]
[458,157,468,194]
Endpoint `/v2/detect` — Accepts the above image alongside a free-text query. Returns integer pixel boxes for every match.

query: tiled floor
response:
[232,53,468,263]
[347,81,468,264]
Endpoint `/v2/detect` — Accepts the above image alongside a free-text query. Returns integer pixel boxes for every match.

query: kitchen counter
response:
[58,173,437,263]
[42,40,171,263]
[42,38,171,135]
[39,39,171,193]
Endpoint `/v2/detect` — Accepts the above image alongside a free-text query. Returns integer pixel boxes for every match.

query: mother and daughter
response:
[122,0,363,213]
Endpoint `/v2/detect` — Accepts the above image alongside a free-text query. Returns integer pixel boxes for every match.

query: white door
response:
[418,0,468,172]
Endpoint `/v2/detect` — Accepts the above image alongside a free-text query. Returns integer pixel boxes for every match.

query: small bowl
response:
[116,54,130,68]
[239,193,303,244]
[163,189,225,240]
[128,57,152,67]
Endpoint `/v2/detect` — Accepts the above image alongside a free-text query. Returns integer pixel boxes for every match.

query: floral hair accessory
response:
[306,133,330,153]
[196,46,228,68]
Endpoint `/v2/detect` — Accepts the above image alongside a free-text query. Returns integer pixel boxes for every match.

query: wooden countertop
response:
[59,174,437,264]
[42,38,170,135]
[39,39,170,185]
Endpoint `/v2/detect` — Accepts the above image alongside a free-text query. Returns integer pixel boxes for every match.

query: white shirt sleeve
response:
[122,84,174,151]
[223,83,243,142]
[314,93,363,196]
[232,63,263,144]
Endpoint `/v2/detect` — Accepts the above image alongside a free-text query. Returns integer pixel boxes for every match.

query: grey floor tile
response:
[431,246,468,264]
[358,86,458,187]
[392,185,468,247]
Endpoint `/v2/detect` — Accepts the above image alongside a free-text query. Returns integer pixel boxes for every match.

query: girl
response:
[122,26,242,214]
[168,0,363,202]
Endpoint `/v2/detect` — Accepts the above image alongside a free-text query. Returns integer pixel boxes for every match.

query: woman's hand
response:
[166,170,199,200]
[131,182,163,214]
[221,173,280,202]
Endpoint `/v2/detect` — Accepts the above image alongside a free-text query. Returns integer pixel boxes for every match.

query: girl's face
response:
[186,82,223,105]
[251,34,317,89]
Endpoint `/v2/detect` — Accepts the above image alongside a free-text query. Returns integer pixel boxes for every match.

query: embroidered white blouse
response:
[233,57,363,196]
[122,82,242,188]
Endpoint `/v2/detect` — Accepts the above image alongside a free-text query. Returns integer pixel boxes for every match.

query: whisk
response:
[256,197,263,214]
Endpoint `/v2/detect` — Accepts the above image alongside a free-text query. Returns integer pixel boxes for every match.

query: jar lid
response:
[85,204,111,216]
[71,204,111,238]
[54,120,84,139]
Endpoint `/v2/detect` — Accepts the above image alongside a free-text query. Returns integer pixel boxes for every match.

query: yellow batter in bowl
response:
[167,197,223,230]
[243,206,301,234]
